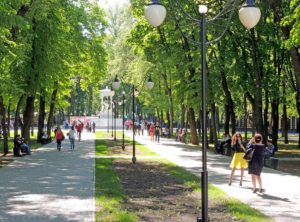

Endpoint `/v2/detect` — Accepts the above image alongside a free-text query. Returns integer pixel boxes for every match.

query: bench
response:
[264,157,279,170]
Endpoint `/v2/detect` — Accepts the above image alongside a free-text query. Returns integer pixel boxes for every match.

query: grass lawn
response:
[95,133,273,222]
[95,139,138,222]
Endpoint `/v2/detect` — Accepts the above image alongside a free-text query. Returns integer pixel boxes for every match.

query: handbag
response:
[243,148,254,162]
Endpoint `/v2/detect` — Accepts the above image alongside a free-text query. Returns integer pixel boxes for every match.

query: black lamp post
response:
[132,85,137,163]
[132,77,154,163]
[114,100,117,141]
[111,93,114,137]
[107,96,110,133]
[112,76,121,141]
[122,91,125,150]
[144,1,261,221]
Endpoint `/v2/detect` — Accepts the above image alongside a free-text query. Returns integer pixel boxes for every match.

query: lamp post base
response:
[122,144,125,150]
[197,218,209,222]
[132,156,136,164]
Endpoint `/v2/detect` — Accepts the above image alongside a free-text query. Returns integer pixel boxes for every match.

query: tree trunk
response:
[224,104,230,134]
[211,103,218,148]
[21,96,35,144]
[263,88,269,143]
[289,48,300,148]
[187,107,198,145]
[274,0,300,147]
[88,84,93,116]
[282,76,289,144]
[47,88,58,137]
[37,94,46,142]
[14,95,25,137]
[230,106,236,136]
[244,94,248,141]
[0,96,9,155]
[271,100,279,148]
[168,94,174,137]
[166,110,170,136]
[282,104,289,144]
[180,103,185,129]
[7,102,11,137]
[209,116,213,143]
[251,29,264,133]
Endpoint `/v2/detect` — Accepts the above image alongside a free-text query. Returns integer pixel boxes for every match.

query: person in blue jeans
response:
[68,126,76,150]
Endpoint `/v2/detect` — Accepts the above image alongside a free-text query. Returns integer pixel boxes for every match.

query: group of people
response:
[175,128,187,143]
[127,120,162,143]
[55,119,93,151]
[229,132,276,193]
[149,121,161,143]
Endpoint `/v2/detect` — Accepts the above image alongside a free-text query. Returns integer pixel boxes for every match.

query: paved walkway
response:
[127,132,300,222]
[0,132,95,222]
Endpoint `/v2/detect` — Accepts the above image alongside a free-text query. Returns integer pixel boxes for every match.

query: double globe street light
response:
[112,75,154,163]
[144,0,261,221]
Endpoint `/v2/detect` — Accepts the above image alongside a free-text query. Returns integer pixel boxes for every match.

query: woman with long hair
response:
[228,132,248,186]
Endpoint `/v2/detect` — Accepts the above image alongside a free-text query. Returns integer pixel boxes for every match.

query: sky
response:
[97,0,129,9]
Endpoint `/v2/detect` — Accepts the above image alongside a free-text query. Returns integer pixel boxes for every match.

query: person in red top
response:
[55,127,64,151]
[76,121,83,141]
[149,123,155,143]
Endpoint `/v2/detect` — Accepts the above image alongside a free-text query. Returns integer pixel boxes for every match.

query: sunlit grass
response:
[95,139,138,222]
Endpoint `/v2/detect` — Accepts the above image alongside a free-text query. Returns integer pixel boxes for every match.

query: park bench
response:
[264,157,279,170]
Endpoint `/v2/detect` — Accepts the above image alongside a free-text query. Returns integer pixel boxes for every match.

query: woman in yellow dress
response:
[228,132,248,186]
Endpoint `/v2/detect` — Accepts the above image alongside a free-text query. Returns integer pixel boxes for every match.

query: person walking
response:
[68,126,76,150]
[55,127,64,151]
[228,132,248,186]
[149,123,155,143]
[76,121,83,141]
[154,121,161,143]
[248,133,265,193]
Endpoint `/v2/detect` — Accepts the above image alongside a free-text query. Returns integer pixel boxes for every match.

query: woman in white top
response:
[68,126,76,150]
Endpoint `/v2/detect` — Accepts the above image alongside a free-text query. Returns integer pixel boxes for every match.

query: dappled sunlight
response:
[0,131,95,221]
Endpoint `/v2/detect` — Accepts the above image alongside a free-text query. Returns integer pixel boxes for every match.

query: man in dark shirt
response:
[155,122,160,143]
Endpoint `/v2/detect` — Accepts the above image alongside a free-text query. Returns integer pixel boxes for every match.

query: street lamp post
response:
[122,91,125,150]
[113,76,154,163]
[132,85,137,164]
[111,101,114,137]
[107,97,110,133]
[112,76,121,141]
[144,1,261,221]
[114,99,117,141]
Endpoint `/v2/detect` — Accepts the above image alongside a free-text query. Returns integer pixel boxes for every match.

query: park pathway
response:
[0,132,95,222]
[127,132,300,222]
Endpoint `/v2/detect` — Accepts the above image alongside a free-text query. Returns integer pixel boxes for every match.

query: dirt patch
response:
[106,139,144,156]
[113,160,241,222]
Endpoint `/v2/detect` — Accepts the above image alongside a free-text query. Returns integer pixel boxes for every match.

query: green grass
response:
[275,141,300,158]
[164,161,273,222]
[95,139,138,222]
[95,131,158,156]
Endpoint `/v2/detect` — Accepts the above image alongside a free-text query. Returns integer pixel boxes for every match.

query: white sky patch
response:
[97,0,129,9]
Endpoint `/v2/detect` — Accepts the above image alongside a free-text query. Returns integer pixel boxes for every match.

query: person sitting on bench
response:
[41,131,51,144]
[13,135,22,157]
[264,139,276,159]
[20,137,31,155]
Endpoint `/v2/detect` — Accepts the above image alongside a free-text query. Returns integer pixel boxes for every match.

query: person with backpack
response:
[55,127,64,151]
